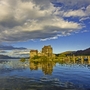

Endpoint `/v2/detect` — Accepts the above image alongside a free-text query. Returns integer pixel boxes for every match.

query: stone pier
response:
[63,56,90,64]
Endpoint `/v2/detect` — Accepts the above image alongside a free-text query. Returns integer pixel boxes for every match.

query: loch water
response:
[0,59,90,90]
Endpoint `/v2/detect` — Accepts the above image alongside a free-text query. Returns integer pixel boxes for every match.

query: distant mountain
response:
[57,47,90,56]
[0,54,30,59]
[74,48,90,56]
[0,55,20,59]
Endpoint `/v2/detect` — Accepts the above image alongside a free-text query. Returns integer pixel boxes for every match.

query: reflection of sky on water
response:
[0,59,90,89]
[53,63,90,87]
[0,59,43,78]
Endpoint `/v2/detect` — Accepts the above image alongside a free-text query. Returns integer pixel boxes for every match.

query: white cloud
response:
[86,5,90,15]
[63,9,86,17]
[57,0,90,7]
[79,17,90,21]
[0,0,87,42]
[40,36,58,41]
[81,30,89,33]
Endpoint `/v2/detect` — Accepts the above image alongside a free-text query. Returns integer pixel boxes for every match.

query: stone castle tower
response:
[42,45,53,57]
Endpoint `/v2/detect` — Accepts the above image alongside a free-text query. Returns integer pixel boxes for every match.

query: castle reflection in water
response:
[30,61,56,75]
[29,59,90,75]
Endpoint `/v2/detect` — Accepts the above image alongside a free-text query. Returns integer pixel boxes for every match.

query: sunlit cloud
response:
[0,0,89,42]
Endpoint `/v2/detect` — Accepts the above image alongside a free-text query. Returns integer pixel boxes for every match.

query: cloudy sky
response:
[0,0,90,57]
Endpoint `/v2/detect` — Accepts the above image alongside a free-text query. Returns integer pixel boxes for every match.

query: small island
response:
[30,45,90,64]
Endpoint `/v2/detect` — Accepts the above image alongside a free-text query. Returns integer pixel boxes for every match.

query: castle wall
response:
[42,45,53,57]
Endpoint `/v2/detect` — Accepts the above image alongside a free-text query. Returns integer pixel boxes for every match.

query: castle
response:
[30,45,55,58]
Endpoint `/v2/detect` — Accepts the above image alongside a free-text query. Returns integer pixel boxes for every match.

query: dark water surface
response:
[0,59,90,90]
